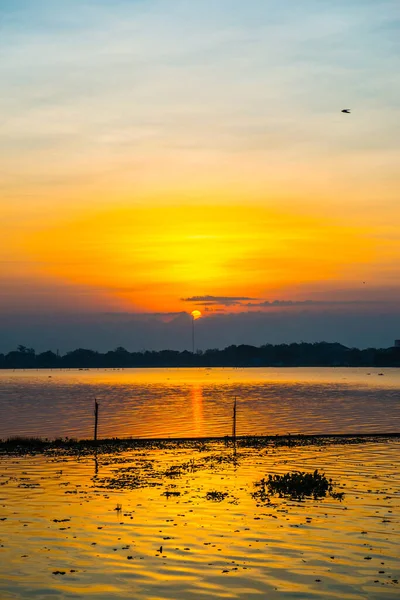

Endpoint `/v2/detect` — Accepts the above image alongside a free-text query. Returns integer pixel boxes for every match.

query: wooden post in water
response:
[94,399,99,443]
[232,396,237,445]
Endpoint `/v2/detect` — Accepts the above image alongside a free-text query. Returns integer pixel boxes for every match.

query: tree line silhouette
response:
[1,342,400,369]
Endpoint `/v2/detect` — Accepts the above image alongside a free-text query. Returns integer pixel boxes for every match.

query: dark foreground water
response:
[0,367,399,439]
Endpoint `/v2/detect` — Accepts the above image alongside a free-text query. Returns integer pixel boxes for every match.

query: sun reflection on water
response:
[190,384,204,438]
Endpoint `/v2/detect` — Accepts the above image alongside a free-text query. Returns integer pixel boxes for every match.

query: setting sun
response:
[191,310,202,320]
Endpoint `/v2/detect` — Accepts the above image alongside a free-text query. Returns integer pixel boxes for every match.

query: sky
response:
[1,0,400,352]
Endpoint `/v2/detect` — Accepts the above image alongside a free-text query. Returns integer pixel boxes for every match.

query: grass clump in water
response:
[253,470,344,502]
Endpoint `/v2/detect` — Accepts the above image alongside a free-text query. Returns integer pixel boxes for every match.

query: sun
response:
[191,310,202,320]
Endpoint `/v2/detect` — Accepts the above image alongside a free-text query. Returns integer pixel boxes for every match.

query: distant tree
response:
[17,345,35,355]
[0,341,398,369]
[62,348,100,368]
[36,351,60,368]
[5,347,36,368]
[105,347,132,367]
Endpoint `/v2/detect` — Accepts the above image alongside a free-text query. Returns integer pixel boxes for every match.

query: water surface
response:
[0,440,399,599]
[0,367,399,439]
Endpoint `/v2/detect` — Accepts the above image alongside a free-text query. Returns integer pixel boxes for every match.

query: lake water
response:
[0,367,400,439]
[0,440,399,599]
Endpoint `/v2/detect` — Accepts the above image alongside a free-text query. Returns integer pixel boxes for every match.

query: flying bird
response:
[341,109,351,113]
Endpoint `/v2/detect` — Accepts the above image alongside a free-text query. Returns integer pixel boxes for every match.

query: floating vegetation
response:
[202,453,239,466]
[162,490,181,498]
[93,450,240,491]
[206,491,228,502]
[53,518,70,523]
[239,434,395,449]
[253,470,345,502]
[164,465,185,478]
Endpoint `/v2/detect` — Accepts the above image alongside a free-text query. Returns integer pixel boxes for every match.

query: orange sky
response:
[20,203,387,314]
[1,0,399,331]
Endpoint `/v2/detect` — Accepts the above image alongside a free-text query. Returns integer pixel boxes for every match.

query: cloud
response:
[182,296,381,308]
[182,295,257,306]
[104,311,188,323]
[246,299,380,307]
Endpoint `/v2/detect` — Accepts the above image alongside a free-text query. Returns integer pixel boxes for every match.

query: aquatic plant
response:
[206,490,228,502]
[253,470,344,502]
[162,490,181,498]
[239,435,379,449]
[4,436,47,446]
[1,435,396,458]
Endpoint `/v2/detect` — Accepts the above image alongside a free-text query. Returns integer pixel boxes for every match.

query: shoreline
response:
[2,432,400,455]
